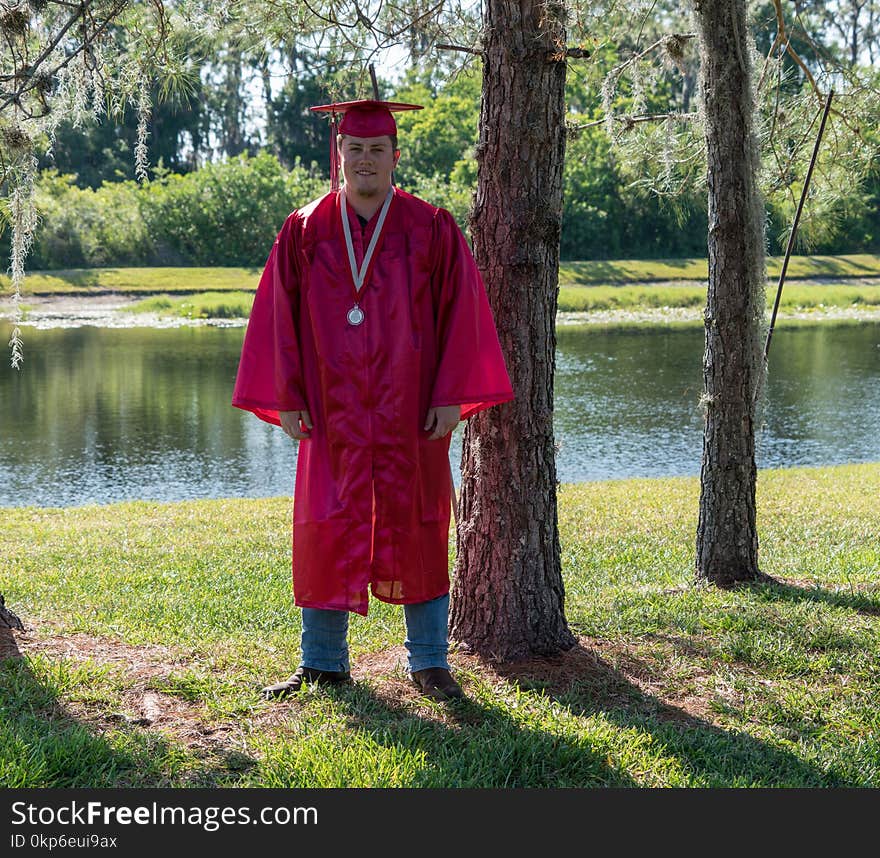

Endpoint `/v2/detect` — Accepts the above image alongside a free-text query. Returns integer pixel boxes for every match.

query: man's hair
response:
[337,133,398,151]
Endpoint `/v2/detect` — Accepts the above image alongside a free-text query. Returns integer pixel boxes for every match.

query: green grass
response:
[0,267,261,296]
[557,253,880,285]
[120,291,255,319]
[556,282,880,313]
[2,462,879,787]
[4,254,880,327]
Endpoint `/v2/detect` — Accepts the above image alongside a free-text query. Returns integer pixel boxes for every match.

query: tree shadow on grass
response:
[322,645,861,789]
[562,261,631,284]
[0,630,256,788]
[799,256,876,276]
[330,641,855,788]
[331,678,639,788]
[489,643,856,788]
[745,578,880,617]
[54,269,103,290]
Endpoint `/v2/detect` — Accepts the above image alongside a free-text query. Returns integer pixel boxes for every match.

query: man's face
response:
[338,135,400,199]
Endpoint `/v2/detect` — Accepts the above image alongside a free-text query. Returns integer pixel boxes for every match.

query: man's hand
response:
[424,405,461,440]
[280,410,313,440]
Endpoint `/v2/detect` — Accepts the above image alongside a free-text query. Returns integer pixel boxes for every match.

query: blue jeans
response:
[300,593,451,674]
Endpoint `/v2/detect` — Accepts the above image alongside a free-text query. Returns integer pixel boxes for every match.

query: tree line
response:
[5,42,878,271]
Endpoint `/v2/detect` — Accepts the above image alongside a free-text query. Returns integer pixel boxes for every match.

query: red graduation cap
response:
[310,99,423,190]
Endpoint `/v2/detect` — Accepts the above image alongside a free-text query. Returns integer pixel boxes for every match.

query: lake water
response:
[1,322,878,507]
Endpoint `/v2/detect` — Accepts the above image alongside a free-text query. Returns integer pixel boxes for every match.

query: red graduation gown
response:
[232,187,513,615]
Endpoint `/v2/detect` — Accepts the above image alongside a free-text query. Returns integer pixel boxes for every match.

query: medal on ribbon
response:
[341,188,394,326]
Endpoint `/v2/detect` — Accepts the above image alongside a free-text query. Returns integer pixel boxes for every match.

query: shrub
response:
[140,152,325,266]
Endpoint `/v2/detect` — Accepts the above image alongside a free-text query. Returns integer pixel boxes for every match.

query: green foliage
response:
[562,127,628,258]
[42,73,210,190]
[140,152,326,266]
[562,122,709,260]
[400,171,473,233]
[263,56,336,172]
[6,61,880,269]
[1,154,327,270]
[26,172,155,269]
[394,68,481,184]
[385,68,480,235]
[5,0,880,279]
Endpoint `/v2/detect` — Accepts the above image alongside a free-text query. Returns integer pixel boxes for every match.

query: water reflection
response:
[0,327,296,507]
[1,322,878,507]
[554,327,706,481]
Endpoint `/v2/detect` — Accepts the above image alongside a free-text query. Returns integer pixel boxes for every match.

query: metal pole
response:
[763,89,834,363]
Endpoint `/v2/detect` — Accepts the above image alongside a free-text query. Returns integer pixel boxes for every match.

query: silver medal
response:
[347,305,365,326]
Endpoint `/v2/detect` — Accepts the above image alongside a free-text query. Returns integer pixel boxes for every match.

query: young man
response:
[232,99,513,701]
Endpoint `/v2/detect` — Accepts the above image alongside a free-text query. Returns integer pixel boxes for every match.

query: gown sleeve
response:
[231,211,308,427]
[428,208,515,420]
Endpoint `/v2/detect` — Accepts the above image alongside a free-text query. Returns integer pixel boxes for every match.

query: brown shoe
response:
[410,667,464,701]
[261,666,352,700]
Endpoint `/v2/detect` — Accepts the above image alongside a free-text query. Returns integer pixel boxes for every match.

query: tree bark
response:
[449,0,576,659]
[0,594,24,630]
[694,0,766,586]
[219,48,247,158]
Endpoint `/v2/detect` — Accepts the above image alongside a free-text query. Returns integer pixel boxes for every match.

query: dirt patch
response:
[352,646,452,716]
[350,636,722,725]
[354,646,410,677]
[443,635,727,724]
[251,645,440,730]
[8,627,735,747]
[9,626,244,759]
[23,628,188,675]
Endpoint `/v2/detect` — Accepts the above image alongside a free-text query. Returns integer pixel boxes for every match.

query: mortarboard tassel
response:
[330,112,339,192]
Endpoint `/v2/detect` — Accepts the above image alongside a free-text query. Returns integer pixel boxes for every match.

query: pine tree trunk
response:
[449,0,576,660]
[221,49,246,158]
[694,0,766,586]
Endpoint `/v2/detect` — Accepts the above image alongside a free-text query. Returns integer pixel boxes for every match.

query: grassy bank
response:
[0,267,262,296]
[557,282,880,313]
[119,291,254,320]
[3,253,880,297]
[2,462,879,787]
[557,253,880,285]
[112,281,880,321]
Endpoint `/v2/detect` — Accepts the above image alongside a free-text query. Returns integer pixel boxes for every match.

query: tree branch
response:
[435,42,482,56]
[574,111,698,131]
[384,0,443,40]
[765,0,867,140]
[547,46,592,61]
[609,32,696,77]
